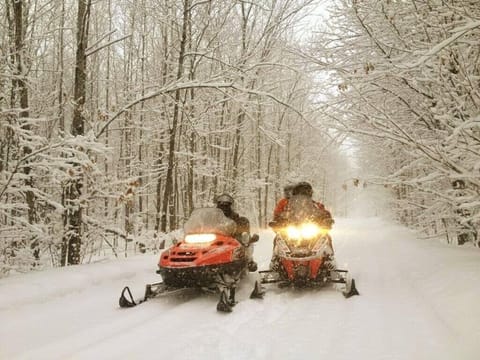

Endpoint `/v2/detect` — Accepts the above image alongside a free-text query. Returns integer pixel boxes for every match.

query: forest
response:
[1,0,479,275]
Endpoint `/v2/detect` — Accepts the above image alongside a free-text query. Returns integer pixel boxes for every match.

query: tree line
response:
[316,0,480,246]
[3,0,477,276]
[0,0,343,274]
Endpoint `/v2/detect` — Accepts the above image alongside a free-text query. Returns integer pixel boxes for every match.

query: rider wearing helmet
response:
[292,181,333,228]
[215,193,235,216]
[215,193,250,234]
[292,181,313,196]
[215,193,257,271]
[269,182,335,271]
[273,182,333,227]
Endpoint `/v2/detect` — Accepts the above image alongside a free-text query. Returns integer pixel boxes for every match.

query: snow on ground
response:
[1,217,480,360]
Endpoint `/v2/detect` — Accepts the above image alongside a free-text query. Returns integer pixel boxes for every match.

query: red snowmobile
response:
[251,195,359,299]
[119,207,259,312]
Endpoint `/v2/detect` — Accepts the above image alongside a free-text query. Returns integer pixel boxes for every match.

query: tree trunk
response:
[161,0,190,232]
[10,1,38,259]
[57,0,66,133]
[62,0,91,266]
[138,0,147,224]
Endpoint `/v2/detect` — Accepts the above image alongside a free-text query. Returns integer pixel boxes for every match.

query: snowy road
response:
[1,217,479,360]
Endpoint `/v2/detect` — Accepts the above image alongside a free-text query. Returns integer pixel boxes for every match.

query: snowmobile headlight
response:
[184,234,216,244]
[300,223,321,239]
[319,227,330,236]
[286,223,326,240]
[286,226,302,239]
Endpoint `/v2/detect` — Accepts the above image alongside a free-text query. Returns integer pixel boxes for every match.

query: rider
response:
[215,193,257,271]
[272,182,333,227]
[291,182,334,229]
[269,181,335,271]
[215,194,250,233]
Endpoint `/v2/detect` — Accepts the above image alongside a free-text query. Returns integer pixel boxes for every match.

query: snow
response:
[1,217,480,360]
[407,20,480,68]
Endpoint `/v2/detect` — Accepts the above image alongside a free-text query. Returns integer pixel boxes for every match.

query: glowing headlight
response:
[184,234,216,244]
[286,226,302,239]
[300,223,321,238]
[319,227,330,236]
[285,223,325,240]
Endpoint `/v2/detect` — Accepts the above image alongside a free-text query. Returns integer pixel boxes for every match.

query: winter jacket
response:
[222,209,250,235]
[273,198,289,219]
[273,198,333,227]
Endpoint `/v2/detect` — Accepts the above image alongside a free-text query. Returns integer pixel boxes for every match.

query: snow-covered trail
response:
[1,217,479,360]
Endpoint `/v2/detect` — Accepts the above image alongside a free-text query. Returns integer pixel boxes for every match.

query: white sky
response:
[289,0,330,43]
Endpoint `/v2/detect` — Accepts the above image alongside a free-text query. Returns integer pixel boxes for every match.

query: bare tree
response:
[62,0,92,265]
[316,0,480,245]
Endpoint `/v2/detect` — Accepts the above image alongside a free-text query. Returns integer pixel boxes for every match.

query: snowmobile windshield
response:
[285,195,324,224]
[183,208,236,236]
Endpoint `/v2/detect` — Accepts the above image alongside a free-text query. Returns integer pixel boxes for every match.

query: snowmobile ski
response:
[250,280,265,299]
[119,282,196,308]
[119,286,137,307]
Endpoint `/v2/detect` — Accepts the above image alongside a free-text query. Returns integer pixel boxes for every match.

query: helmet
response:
[215,194,233,217]
[215,193,234,205]
[215,193,234,216]
[283,184,295,199]
[292,181,313,197]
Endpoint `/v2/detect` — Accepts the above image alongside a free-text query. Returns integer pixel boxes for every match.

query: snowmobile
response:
[119,207,259,312]
[250,195,359,299]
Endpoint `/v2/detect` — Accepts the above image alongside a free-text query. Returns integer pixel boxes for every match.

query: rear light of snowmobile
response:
[184,233,216,244]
